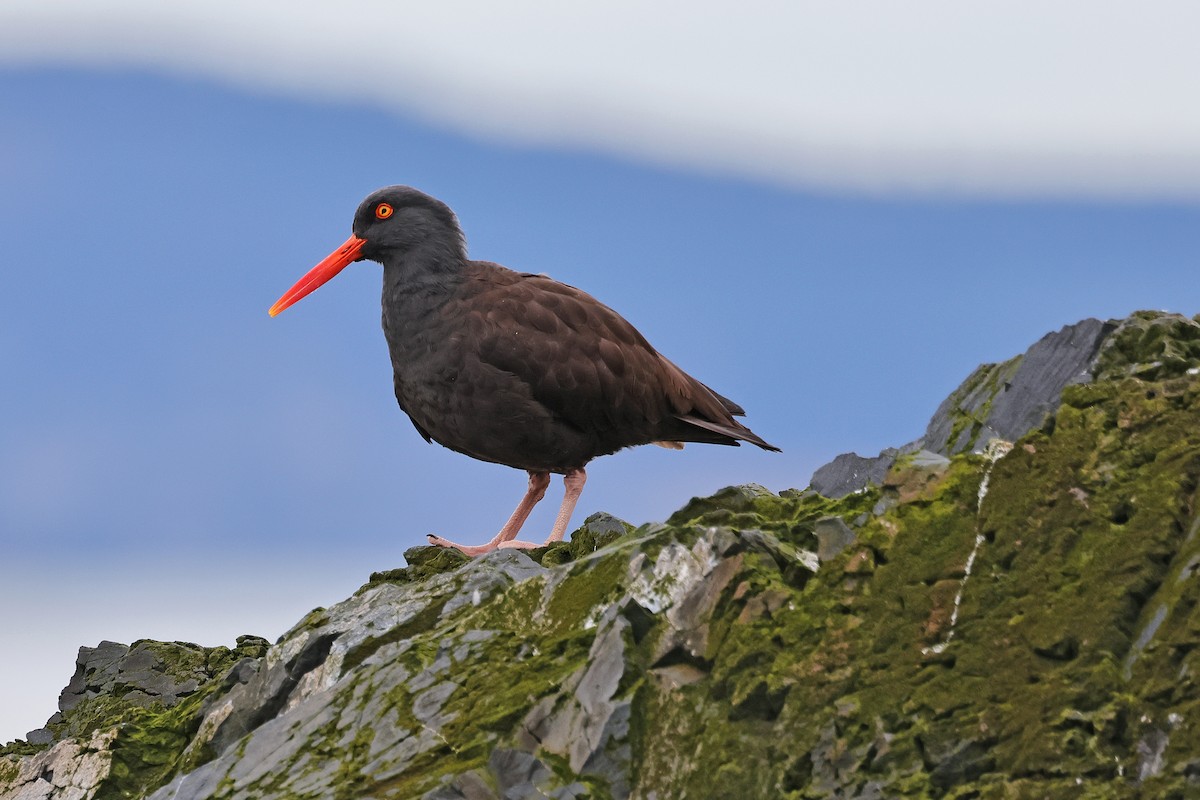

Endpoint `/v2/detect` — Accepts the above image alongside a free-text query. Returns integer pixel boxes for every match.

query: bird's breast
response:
[380,291,598,471]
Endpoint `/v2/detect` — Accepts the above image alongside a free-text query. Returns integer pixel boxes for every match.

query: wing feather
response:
[453,263,777,451]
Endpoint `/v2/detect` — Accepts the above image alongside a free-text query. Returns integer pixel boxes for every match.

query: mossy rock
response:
[1094,311,1200,382]
[12,328,1200,799]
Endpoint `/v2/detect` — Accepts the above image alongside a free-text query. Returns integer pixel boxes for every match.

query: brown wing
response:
[454,262,778,451]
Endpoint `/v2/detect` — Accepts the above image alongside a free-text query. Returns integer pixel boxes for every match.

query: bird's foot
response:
[426,534,497,557]
[496,539,544,551]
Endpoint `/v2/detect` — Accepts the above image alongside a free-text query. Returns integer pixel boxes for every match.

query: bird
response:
[269,186,779,556]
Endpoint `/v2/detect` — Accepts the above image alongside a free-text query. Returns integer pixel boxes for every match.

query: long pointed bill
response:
[269,235,366,317]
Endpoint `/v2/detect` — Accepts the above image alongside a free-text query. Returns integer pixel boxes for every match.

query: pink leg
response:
[427,471,550,556]
[500,468,587,550]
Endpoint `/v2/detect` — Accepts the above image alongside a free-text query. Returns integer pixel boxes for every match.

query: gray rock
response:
[444,550,544,616]
[920,358,1023,456]
[814,516,857,562]
[575,511,630,538]
[23,728,54,747]
[422,770,499,800]
[924,318,1113,455]
[412,681,458,724]
[485,749,589,800]
[810,317,1116,496]
[58,641,129,713]
[15,309,1200,800]
[907,449,951,468]
[194,626,337,759]
[667,484,777,523]
[0,729,116,800]
[809,450,898,499]
[144,550,553,800]
[183,549,545,767]
[517,614,633,798]
[982,318,1112,444]
[1136,727,1170,784]
[808,721,871,795]
[49,639,212,733]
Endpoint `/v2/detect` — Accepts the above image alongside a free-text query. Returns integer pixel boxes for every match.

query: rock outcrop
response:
[6,310,1200,799]
[812,315,1123,498]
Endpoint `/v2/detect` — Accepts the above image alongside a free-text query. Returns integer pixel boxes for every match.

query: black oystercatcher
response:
[270,186,778,555]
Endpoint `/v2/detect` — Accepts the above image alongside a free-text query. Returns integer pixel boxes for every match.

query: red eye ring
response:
[375,203,394,219]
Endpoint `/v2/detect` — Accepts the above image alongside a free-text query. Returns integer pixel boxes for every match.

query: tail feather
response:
[675,414,781,452]
[656,355,779,452]
[702,384,747,417]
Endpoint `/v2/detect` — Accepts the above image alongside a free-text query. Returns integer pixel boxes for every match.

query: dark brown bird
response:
[270,186,778,555]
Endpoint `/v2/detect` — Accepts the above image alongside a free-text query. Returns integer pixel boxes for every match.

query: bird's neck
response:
[381,240,467,297]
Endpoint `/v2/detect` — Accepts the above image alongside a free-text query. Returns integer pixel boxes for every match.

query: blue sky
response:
[3,3,1200,743]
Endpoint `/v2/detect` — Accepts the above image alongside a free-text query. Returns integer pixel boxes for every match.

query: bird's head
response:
[269,185,465,317]
[351,186,463,261]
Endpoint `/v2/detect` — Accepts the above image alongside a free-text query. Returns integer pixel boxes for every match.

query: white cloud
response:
[1,1,1198,196]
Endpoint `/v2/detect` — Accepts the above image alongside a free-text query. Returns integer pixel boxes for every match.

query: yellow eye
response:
[375,203,394,220]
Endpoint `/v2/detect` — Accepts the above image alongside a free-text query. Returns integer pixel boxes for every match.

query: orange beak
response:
[269,235,366,317]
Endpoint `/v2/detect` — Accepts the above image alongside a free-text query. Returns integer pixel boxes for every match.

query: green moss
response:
[331,727,376,800]
[1094,311,1200,382]
[667,482,879,555]
[0,636,271,800]
[364,547,470,589]
[90,684,220,800]
[351,624,596,795]
[610,368,1200,796]
[540,550,630,638]
[0,739,47,758]
[341,595,449,673]
[937,355,1023,454]
[537,512,632,565]
[292,607,331,632]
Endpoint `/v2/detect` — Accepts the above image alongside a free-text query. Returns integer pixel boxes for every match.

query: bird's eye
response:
[375,203,394,220]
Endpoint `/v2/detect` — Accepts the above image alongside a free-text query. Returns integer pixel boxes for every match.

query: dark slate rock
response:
[24,728,54,746]
[809,450,898,499]
[920,359,1021,457]
[808,721,869,794]
[923,318,1114,455]
[977,318,1113,446]
[58,641,129,713]
[55,639,210,718]
[810,317,1118,495]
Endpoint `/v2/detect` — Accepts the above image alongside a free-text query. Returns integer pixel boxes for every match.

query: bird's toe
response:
[497,539,542,551]
[427,534,496,557]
